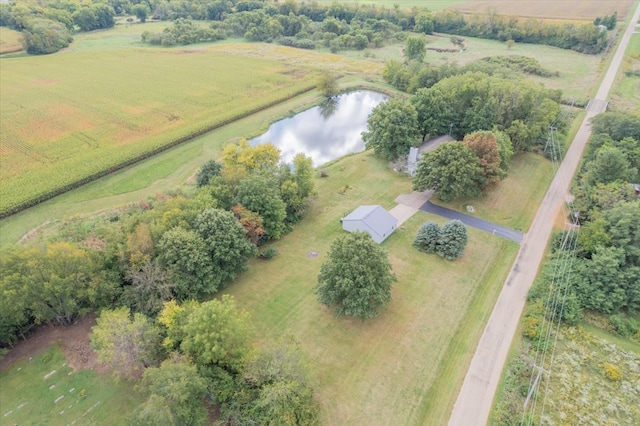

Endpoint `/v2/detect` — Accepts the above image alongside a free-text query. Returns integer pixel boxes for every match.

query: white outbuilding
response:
[341,205,398,243]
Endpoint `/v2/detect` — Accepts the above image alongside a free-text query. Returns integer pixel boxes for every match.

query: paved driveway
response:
[419,201,523,243]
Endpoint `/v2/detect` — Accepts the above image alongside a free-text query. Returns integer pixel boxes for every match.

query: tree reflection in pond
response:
[251,91,388,166]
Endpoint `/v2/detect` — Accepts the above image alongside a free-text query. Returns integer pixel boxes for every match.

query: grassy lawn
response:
[611,33,640,112]
[433,153,555,232]
[223,151,519,425]
[0,27,23,55]
[0,347,142,426]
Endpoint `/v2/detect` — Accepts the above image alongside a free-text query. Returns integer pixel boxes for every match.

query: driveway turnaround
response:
[419,201,523,243]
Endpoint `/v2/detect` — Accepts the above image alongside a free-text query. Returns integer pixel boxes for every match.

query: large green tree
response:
[362,98,419,160]
[413,142,484,201]
[132,357,208,426]
[236,175,288,239]
[180,295,252,371]
[224,338,320,425]
[586,145,636,186]
[90,307,163,378]
[157,227,216,299]
[22,18,72,54]
[315,232,396,320]
[194,208,258,284]
[404,35,426,62]
[411,87,455,141]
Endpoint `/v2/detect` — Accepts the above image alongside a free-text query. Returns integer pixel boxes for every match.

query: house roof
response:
[343,205,397,241]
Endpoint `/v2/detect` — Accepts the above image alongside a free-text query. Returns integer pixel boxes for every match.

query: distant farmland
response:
[0,47,318,216]
[452,0,635,21]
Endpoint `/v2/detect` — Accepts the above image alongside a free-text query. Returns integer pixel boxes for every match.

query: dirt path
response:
[0,314,103,373]
[448,4,640,425]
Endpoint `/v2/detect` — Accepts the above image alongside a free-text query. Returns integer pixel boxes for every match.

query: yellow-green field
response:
[0,27,23,55]
[453,0,635,21]
[223,151,519,425]
[0,44,321,215]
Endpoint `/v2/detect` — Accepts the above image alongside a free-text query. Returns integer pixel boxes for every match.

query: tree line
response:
[383,52,560,95]
[414,8,609,53]
[527,112,640,340]
[0,141,314,346]
[1,141,320,422]
[1,0,614,55]
[361,71,563,201]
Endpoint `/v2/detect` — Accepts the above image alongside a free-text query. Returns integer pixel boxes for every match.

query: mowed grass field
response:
[0,347,142,425]
[224,150,519,425]
[453,0,636,21]
[0,27,23,55]
[0,40,320,215]
[434,153,555,231]
[612,33,640,112]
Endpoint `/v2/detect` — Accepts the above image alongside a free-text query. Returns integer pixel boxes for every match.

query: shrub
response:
[413,221,440,253]
[259,246,279,260]
[609,314,639,338]
[603,362,622,381]
[436,220,468,260]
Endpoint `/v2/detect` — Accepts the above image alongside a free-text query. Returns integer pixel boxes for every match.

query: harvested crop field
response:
[453,0,635,21]
[0,46,320,216]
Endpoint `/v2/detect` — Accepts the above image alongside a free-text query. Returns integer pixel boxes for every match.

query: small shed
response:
[342,205,398,243]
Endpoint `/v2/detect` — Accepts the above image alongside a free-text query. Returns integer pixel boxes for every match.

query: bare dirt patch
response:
[0,314,103,373]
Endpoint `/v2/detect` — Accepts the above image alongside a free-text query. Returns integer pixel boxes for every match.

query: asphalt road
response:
[448,4,640,425]
[419,201,523,243]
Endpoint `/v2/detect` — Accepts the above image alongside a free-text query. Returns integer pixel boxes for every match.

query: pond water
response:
[251,90,388,166]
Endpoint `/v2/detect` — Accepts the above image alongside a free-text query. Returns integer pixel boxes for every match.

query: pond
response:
[250,90,388,166]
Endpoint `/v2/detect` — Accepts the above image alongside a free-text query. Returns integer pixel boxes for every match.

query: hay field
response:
[453,0,635,21]
[0,45,320,215]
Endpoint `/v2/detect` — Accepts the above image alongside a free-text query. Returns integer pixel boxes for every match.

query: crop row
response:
[0,83,316,218]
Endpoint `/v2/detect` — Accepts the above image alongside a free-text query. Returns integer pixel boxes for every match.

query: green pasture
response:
[0,347,142,426]
[433,153,555,232]
[0,27,23,55]
[223,151,519,425]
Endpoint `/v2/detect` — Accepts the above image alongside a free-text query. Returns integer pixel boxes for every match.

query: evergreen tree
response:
[436,220,468,260]
[414,221,440,253]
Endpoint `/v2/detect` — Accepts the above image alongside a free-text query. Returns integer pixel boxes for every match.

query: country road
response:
[448,4,640,426]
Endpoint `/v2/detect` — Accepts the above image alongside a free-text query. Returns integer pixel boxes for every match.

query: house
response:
[342,205,398,243]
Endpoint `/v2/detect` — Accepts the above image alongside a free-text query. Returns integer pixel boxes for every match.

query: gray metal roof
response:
[343,205,397,239]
